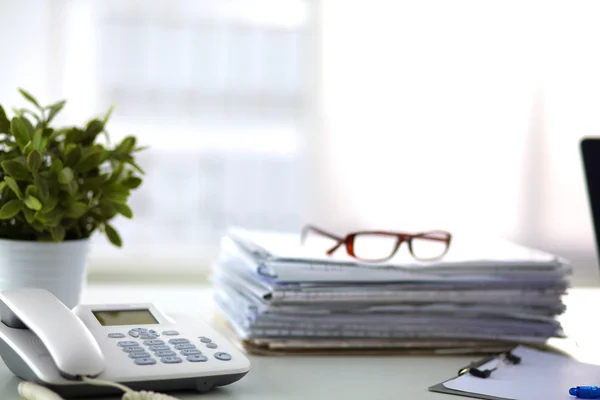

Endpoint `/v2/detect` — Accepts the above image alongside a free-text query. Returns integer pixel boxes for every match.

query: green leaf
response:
[18,88,42,109]
[65,202,88,218]
[21,207,35,224]
[66,180,78,196]
[103,104,115,126]
[74,148,103,172]
[4,177,22,199]
[27,150,42,172]
[25,184,39,198]
[84,119,104,143]
[0,105,10,133]
[45,100,66,124]
[50,226,66,242]
[39,135,48,152]
[31,220,44,232]
[105,224,122,247]
[132,145,149,153]
[0,199,21,219]
[40,195,59,213]
[0,181,6,192]
[121,177,142,189]
[80,175,107,190]
[103,192,128,204]
[115,203,133,218]
[51,159,63,176]
[126,160,145,174]
[32,129,42,150]
[34,175,49,201]
[1,160,30,180]
[116,136,136,154]
[22,141,33,156]
[10,117,29,149]
[97,200,117,218]
[20,116,34,136]
[58,167,74,184]
[24,195,42,211]
[19,108,40,123]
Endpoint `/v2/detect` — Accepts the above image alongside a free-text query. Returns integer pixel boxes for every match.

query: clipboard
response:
[428,351,523,400]
[427,345,600,400]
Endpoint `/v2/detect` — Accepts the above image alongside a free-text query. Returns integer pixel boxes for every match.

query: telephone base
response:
[45,372,249,398]
[0,338,248,398]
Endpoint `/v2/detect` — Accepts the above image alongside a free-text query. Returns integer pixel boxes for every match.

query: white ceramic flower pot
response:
[0,238,90,308]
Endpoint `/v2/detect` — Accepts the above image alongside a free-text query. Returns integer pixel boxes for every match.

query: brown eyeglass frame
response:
[301,225,452,262]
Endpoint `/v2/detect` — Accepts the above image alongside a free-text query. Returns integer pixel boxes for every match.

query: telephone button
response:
[132,328,149,333]
[161,356,183,364]
[180,349,202,356]
[174,344,195,350]
[199,337,212,343]
[214,352,232,361]
[162,330,179,336]
[122,346,145,353]
[168,338,189,345]
[143,340,164,346]
[149,345,169,351]
[128,352,151,359]
[108,333,126,338]
[154,350,176,357]
[118,341,139,347]
[187,355,208,362]
[134,358,156,366]
[149,329,159,336]
[128,330,140,338]
[206,343,218,349]
[139,334,159,340]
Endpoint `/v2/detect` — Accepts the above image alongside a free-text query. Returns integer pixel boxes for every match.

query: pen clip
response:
[458,351,522,379]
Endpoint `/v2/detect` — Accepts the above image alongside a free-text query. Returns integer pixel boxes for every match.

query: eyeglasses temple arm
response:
[301,225,344,243]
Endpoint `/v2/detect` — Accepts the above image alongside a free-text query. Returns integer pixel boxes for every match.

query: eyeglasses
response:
[301,225,452,262]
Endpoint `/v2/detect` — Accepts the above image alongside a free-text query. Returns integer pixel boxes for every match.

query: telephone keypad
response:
[134,357,157,366]
[114,332,228,365]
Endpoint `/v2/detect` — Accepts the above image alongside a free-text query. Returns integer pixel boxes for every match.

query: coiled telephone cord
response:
[18,377,180,400]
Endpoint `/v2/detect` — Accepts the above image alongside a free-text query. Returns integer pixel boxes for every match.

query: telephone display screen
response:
[93,309,158,326]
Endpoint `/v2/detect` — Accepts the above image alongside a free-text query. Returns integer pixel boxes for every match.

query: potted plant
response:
[0,89,144,307]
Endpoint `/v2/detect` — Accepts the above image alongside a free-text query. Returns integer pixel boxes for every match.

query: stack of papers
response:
[212,228,571,355]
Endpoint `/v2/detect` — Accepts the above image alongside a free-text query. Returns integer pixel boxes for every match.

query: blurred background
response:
[1,0,599,285]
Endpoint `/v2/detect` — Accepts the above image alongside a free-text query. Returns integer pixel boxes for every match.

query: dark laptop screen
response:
[581,138,600,262]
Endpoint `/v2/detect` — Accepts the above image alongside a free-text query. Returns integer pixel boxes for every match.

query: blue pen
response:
[570,386,600,398]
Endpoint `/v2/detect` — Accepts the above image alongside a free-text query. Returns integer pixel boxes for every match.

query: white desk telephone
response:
[0,288,250,398]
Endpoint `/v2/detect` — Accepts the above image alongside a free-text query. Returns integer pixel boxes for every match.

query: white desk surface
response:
[0,284,598,400]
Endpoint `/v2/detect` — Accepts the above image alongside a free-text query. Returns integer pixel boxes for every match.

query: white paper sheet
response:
[443,346,600,400]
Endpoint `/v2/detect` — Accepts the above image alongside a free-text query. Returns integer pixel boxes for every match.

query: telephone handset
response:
[0,288,250,398]
[0,288,105,379]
